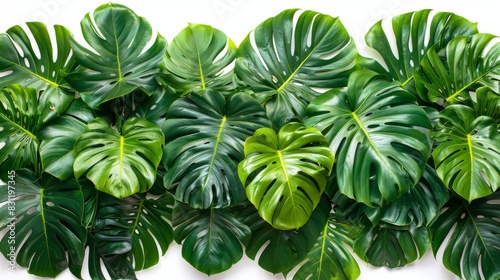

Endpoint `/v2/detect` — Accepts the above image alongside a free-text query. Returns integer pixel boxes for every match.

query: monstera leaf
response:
[236,9,357,128]
[431,191,500,280]
[131,85,178,127]
[39,99,95,180]
[173,202,251,275]
[306,70,432,206]
[243,197,330,273]
[0,85,41,175]
[364,9,477,96]
[473,86,500,127]
[238,123,334,230]
[415,34,500,104]
[163,90,270,209]
[73,117,164,199]
[432,105,500,201]
[290,216,360,280]
[0,22,77,115]
[66,3,167,108]
[122,193,175,270]
[0,170,86,278]
[353,224,430,268]
[158,24,237,95]
[335,164,449,228]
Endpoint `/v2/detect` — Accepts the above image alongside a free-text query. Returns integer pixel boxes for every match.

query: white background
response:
[1,0,498,279]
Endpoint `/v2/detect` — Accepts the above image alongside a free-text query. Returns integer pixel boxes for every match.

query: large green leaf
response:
[243,196,330,273]
[87,193,136,280]
[431,192,500,280]
[290,216,360,280]
[415,33,500,104]
[163,90,270,209]
[158,24,236,95]
[238,123,334,230]
[235,9,357,128]
[173,202,251,275]
[122,193,174,271]
[0,22,77,115]
[432,105,500,202]
[306,70,432,206]
[334,164,449,228]
[364,9,478,96]
[353,224,430,268]
[0,85,41,175]
[39,99,95,180]
[73,117,164,199]
[0,170,86,278]
[473,86,500,128]
[66,3,167,108]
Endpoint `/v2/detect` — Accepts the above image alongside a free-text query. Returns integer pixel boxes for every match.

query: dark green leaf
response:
[173,202,251,275]
[432,105,500,201]
[243,197,330,273]
[291,216,360,280]
[0,22,77,115]
[236,9,357,128]
[431,192,500,280]
[131,85,178,127]
[0,85,40,175]
[66,3,167,108]
[364,9,477,96]
[74,117,164,199]
[306,70,432,206]
[163,90,270,208]
[158,24,236,95]
[473,87,500,127]
[238,123,334,230]
[0,170,86,278]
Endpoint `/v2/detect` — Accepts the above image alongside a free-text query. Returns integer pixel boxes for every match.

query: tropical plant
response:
[1,3,499,280]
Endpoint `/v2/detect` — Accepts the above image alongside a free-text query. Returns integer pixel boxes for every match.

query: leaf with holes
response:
[235,9,357,128]
[0,85,41,176]
[431,192,500,280]
[163,90,270,209]
[158,24,237,95]
[0,22,77,115]
[243,196,330,273]
[73,117,164,199]
[66,3,167,108]
[122,193,175,270]
[0,170,86,278]
[132,85,178,127]
[306,70,432,206]
[238,123,334,230]
[173,202,251,275]
[363,9,477,97]
[415,33,500,104]
[290,216,360,280]
[353,224,430,268]
[432,105,500,202]
[39,99,95,180]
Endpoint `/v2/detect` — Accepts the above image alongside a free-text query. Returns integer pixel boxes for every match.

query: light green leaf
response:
[66,3,167,108]
[432,105,500,201]
[158,24,237,95]
[236,9,357,128]
[239,123,334,230]
[73,117,164,199]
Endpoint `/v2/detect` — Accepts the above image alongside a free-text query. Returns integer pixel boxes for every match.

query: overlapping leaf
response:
[0,22,77,115]
[306,70,432,206]
[236,9,357,128]
[66,3,167,108]
[158,24,237,95]
[74,117,164,198]
[238,123,334,230]
[163,90,270,209]
[432,105,500,201]
[0,170,86,278]
[173,202,251,275]
[431,192,500,280]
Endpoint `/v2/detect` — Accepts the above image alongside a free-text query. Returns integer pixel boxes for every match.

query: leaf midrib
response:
[0,57,59,88]
[39,189,52,269]
[277,150,295,207]
[202,116,227,192]
[0,113,38,140]
[445,64,500,103]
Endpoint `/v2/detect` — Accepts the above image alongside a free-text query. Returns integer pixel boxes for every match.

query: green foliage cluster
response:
[1,3,500,280]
